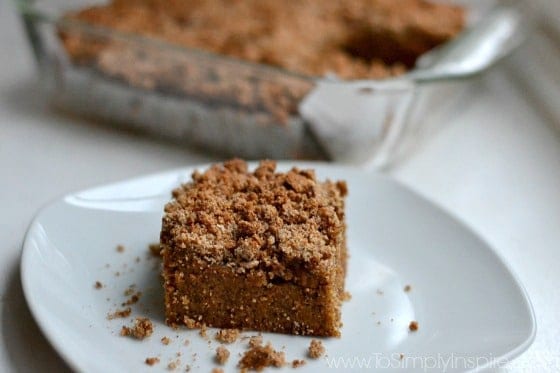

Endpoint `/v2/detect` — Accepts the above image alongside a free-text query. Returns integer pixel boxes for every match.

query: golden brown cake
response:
[160,159,348,336]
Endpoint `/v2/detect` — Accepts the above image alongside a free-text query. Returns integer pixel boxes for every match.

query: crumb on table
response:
[404,284,412,292]
[94,281,103,289]
[308,339,325,359]
[161,336,171,345]
[116,244,125,253]
[409,321,419,332]
[121,317,154,339]
[292,359,306,368]
[211,368,223,373]
[215,346,230,365]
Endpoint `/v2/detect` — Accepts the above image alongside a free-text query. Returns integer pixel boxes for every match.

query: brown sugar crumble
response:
[409,321,419,332]
[161,336,171,345]
[120,317,154,339]
[198,324,208,338]
[248,335,263,348]
[215,329,240,344]
[122,291,142,306]
[238,342,286,371]
[149,243,162,257]
[124,285,136,297]
[94,281,103,289]
[308,339,325,359]
[292,359,306,368]
[116,244,125,253]
[107,307,132,320]
[404,284,412,292]
[62,0,464,80]
[60,1,464,127]
[167,359,180,370]
[161,160,348,337]
[215,346,230,365]
[145,357,160,366]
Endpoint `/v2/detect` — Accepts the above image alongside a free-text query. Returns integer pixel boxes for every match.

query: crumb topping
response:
[121,317,154,339]
[292,359,306,368]
[161,336,171,345]
[308,339,325,359]
[63,0,464,79]
[238,342,286,371]
[409,321,419,331]
[162,159,347,278]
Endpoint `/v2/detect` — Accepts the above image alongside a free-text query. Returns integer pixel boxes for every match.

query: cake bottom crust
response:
[164,263,343,337]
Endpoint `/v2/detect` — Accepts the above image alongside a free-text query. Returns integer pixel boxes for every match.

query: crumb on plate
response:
[215,329,240,344]
[308,339,325,359]
[121,317,154,339]
[238,342,285,370]
[107,307,132,320]
[145,357,159,366]
[215,346,230,365]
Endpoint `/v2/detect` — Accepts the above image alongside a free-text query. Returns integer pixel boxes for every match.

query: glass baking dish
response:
[15,0,526,167]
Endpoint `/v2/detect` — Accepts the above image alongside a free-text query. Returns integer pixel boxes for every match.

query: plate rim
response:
[20,162,537,372]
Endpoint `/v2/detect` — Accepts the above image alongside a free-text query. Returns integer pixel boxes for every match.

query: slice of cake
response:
[161,159,348,336]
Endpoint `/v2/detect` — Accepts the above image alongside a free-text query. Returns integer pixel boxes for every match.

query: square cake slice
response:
[161,159,348,336]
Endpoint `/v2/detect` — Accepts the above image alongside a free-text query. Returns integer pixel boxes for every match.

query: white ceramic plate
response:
[21,163,535,372]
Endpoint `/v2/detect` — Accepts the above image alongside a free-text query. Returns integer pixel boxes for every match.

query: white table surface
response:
[1,2,559,372]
